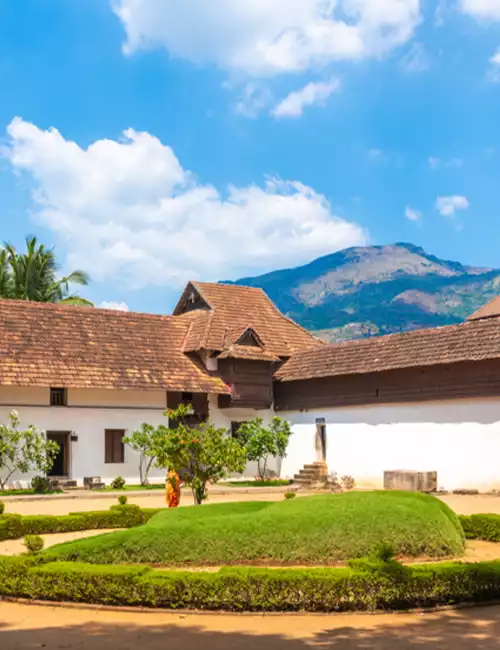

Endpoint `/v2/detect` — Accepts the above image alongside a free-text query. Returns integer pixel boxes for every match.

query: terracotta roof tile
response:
[0,300,229,394]
[177,282,321,358]
[275,317,500,382]
[218,345,280,362]
[468,296,500,321]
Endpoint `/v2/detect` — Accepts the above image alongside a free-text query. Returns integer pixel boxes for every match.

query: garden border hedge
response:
[459,515,500,542]
[3,556,500,612]
[0,506,162,541]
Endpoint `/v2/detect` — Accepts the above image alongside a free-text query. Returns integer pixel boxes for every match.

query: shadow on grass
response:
[1,604,500,649]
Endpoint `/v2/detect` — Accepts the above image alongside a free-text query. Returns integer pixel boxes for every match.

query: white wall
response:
[69,389,166,408]
[0,386,49,405]
[208,395,280,479]
[0,388,169,487]
[281,397,500,492]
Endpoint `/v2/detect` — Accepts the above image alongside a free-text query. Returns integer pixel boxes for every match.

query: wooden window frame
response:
[105,429,125,464]
[50,387,67,407]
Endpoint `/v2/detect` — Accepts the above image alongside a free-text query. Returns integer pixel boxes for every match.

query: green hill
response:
[230,243,500,341]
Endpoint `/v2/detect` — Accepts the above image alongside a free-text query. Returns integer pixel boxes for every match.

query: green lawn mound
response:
[46,491,465,566]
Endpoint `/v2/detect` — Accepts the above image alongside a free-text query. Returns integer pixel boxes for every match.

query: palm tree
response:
[0,236,93,306]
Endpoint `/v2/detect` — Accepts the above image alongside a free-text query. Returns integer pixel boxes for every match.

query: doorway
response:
[47,432,70,477]
[315,420,327,462]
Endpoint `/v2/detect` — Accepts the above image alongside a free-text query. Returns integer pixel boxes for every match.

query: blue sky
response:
[0,0,499,313]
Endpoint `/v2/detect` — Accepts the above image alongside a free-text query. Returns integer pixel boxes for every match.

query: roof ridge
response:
[0,299,174,322]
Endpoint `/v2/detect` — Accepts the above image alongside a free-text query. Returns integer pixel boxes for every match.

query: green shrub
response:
[111,476,126,490]
[24,534,44,554]
[3,557,500,612]
[284,492,296,500]
[0,507,162,541]
[49,492,465,567]
[459,514,500,541]
[31,476,52,494]
[118,495,128,506]
[0,501,4,515]
[372,541,396,563]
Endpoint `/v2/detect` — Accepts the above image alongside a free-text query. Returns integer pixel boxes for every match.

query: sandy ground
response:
[5,491,500,516]
[0,529,119,555]
[2,601,500,649]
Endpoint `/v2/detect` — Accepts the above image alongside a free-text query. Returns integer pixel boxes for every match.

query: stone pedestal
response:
[384,470,437,493]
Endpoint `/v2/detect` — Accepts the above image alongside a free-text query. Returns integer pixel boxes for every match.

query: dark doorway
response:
[315,421,327,462]
[47,432,70,477]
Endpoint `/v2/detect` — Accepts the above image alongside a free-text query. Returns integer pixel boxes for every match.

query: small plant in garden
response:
[23,534,44,554]
[152,403,246,505]
[284,491,296,500]
[341,475,356,491]
[31,475,52,494]
[0,500,4,514]
[372,541,396,563]
[123,424,159,486]
[0,411,58,490]
[117,495,128,506]
[111,476,126,490]
[237,417,292,481]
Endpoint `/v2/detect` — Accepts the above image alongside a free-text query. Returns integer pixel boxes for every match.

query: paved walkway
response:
[4,490,500,516]
[1,601,500,649]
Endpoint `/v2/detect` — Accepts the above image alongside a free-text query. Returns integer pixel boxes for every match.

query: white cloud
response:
[271,79,340,119]
[367,148,385,160]
[5,117,367,288]
[435,195,470,217]
[112,0,422,76]
[460,0,500,20]
[428,156,464,169]
[405,206,422,222]
[99,301,130,311]
[400,42,429,72]
[234,83,272,118]
[487,48,500,82]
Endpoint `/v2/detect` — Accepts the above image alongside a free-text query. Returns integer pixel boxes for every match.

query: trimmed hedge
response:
[0,505,161,541]
[3,556,500,612]
[459,514,500,542]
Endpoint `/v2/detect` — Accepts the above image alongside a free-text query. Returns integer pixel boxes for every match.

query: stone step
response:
[296,471,321,479]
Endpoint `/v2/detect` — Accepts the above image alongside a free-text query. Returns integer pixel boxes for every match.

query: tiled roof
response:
[218,345,280,362]
[468,296,500,321]
[0,300,229,394]
[275,316,500,382]
[177,281,321,358]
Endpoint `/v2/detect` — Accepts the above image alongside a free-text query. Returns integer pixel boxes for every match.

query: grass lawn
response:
[219,480,292,488]
[46,491,465,566]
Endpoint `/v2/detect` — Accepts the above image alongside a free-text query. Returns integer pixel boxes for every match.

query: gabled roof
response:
[176,281,321,358]
[275,316,500,383]
[0,300,229,394]
[468,296,500,321]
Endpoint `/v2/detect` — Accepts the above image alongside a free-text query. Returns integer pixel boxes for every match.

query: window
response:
[231,421,247,440]
[50,387,67,407]
[181,392,193,403]
[105,430,125,464]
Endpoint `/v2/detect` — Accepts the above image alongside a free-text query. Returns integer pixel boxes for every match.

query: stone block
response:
[384,470,437,493]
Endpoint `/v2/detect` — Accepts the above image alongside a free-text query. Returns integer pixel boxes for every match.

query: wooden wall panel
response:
[274,360,500,411]
[218,359,274,410]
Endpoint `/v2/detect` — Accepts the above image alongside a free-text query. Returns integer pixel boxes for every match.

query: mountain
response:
[229,243,500,342]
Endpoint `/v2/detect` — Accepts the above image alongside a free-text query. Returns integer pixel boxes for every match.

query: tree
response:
[237,417,292,481]
[152,404,246,505]
[0,411,59,490]
[0,236,92,306]
[123,424,160,486]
